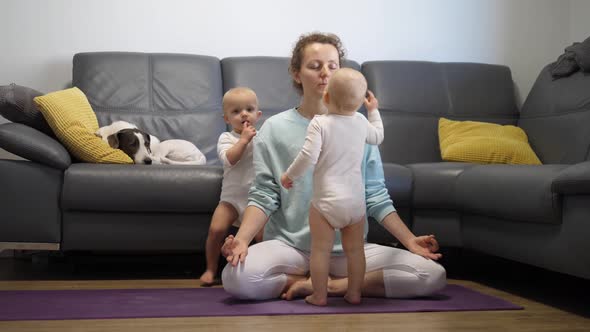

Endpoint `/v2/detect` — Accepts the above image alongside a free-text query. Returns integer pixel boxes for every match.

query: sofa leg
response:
[0,242,60,253]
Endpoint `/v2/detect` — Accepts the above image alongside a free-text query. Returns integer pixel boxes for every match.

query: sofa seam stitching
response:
[440,65,454,116]
[519,107,590,119]
[148,54,154,112]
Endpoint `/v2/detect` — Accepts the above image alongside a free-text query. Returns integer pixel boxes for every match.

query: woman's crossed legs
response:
[221,238,446,301]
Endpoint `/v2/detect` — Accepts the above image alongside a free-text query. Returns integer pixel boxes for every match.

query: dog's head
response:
[106,128,153,164]
[95,121,137,140]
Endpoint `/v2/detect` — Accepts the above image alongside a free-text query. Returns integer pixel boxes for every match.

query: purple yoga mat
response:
[0,284,522,321]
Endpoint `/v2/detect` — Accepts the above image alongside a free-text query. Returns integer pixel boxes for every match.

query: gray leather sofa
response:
[1,52,589,281]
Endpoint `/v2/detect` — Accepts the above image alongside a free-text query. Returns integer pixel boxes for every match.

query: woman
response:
[221,32,446,300]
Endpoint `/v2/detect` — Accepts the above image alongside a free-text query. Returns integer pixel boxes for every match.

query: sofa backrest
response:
[362,61,519,164]
[72,54,521,166]
[73,52,225,164]
[518,65,590,164]
[221,57,299,124]
[221,57,361,126]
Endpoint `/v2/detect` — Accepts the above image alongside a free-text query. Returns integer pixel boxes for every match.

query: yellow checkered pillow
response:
[438,117,541,165]
[34,87,133,164]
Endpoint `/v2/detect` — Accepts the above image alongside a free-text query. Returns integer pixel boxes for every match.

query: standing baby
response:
[281,68,383,305]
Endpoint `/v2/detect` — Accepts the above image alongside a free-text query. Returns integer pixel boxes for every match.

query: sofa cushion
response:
[73,52,226,165]
[62,212,212,251]
[93,112,220,164]
[407,162,476,209]
[382,163,413,208]
[362,61,519,165]
[221,57,361,125]
[221,57,300,121]
[439,117,541,165]
[0,123,71,170]
[62,163,222,213]
[455,164,568,224]
[0,160,62,243]
[518,64,590,164]
[33,87,133,164]
[0,84,54,136]
[551,161,590,195]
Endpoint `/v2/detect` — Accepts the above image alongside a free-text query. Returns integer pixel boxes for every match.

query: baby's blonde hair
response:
[222,87,258,114]
[327,68,367,113]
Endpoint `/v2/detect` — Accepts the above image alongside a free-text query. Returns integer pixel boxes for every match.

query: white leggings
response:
[221,239,446,300]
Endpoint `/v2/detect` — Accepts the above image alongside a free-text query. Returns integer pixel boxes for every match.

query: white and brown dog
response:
[95,121,206,165]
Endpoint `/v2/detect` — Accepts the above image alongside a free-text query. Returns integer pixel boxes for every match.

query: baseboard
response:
[0,242,60,252]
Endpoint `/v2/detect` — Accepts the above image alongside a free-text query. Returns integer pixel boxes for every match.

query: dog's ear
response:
[107,134,120,149]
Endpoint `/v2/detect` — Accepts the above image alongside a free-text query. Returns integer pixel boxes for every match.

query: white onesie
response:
[218,131,255,226]
[285,110,384,229]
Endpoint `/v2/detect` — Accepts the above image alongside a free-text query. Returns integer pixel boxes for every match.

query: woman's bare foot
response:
[199,270,216,285]
[305,294,328,306]
[344,292,361,304]
[281,278,313,300]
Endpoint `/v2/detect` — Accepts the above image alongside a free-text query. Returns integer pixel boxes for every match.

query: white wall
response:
[570,0,590,44]
[0,0,571,106]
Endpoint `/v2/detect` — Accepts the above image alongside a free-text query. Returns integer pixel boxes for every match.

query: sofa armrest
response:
[0,123,71,170]
[552,161,590,194]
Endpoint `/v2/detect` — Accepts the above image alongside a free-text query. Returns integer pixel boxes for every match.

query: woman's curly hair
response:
[289,32,346,95]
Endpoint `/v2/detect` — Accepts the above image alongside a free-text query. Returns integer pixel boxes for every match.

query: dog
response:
[150,139,207,165]
[95,121,139,142]
[96,121,206,165]
[95,121,158,164]
[103,127,155,164]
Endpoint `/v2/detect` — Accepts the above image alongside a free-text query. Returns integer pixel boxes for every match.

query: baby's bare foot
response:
[344,292,362,304]
[199,270,216,286]
[281,279,313,301]
[305,294,328,306]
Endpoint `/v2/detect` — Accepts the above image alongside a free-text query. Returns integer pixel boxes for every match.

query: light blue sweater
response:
[248,108,396,254]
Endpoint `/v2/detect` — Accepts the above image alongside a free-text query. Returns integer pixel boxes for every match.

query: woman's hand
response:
[405,235,442,260]
[222,235,249,266]
[364,90,379,112]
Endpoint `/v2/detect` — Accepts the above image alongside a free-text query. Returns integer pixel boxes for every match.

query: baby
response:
[200,87,263,285]
[280,68,384,305]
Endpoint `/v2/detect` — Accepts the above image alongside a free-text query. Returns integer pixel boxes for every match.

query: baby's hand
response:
[280,173,293,189]
[240,121,257,143]
[364,90,379,112]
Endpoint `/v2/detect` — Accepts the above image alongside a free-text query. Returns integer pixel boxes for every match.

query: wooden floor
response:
[0,250,588,332]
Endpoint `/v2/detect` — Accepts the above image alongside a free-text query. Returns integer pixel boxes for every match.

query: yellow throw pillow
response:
[34,87,133,164]
[438,117,541,165]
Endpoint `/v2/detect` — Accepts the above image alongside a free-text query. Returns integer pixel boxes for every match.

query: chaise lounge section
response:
[363,61,590,279]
